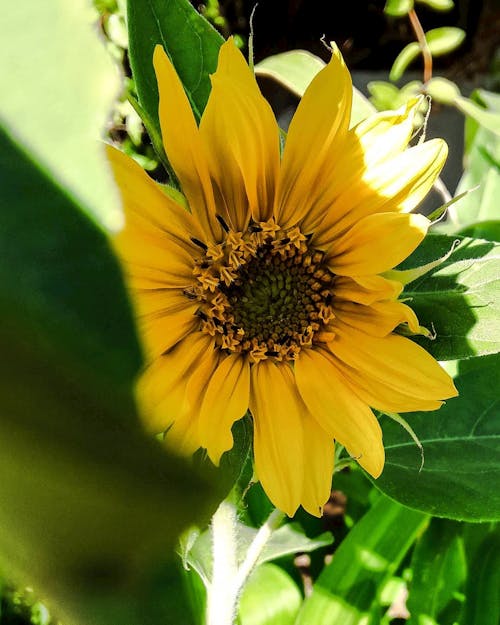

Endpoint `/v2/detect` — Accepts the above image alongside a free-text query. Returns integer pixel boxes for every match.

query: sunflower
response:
[107,37,457,517]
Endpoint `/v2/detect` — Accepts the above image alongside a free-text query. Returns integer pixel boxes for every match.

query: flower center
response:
[187,221,336,362]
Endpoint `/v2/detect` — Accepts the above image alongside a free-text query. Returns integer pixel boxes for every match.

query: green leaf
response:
[238,564,302,625]
[416,0,454,10]
[295,496,427,625]
[255,50,376,127]
[426,76,461,104]
[186,521,332,586]
[407,519,466,624]
[400,234,500,360]
[461,529,500,625]
[458,220,500,242]
[374,354,500,521]
[255,50,325,98]
[0,1,122,230]
[127,0,224,135]
[455,96,500,136]
[384,0,414,16]
[390,42,421,81]
[426,27,466,56]
[0,124,214,625]
[449,91,500,229]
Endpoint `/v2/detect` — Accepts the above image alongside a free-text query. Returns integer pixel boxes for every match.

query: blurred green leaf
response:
[399,234,500,360]
[390,42,421,81]
[460,529,500,625]
[295,496,427,625]
[426,76,461,104]
[416,0,454,10]
[127,0,223,136]
[426,27,466,56]
[255,50,376,127]
[407,519,466,624]
[0,124,214,625]
[238,564,302,625]
[255,50,325,98]
[455,96,500,136]
[449,90,500,231]
[384,0,414,17]
[0,1,122,230]
[374,354,500,521]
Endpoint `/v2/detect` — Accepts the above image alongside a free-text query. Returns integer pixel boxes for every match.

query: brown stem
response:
[408,8,433,83]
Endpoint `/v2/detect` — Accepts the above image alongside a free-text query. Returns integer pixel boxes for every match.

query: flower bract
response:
[107,38,458,517]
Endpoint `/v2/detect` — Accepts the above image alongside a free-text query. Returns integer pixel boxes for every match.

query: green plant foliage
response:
[294,496,427,625]
[426,76,461,104]
[238,564,302,625]
[398,234,500,360]
[416,0,454,10]
[186,521,332,586]
[127,0,224,135]
[384,0,414,17]
[407,519,466,624]
[451,90,500,232]
[390,42,421,81]
[426,26,466,56]
[374,354,500,521]
[459,221,500,242]
[390,27,465,81]
[461,529,500,625]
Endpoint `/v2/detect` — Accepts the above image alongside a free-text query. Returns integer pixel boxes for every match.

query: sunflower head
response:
[107,38,457,517]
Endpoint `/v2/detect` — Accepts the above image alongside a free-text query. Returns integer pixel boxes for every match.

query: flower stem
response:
[206,500,238,625]
[408,9,433,83]
[205,503,285,625]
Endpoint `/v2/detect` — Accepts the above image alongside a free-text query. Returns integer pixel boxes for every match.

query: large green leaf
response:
[128,0,224,135]
[295,496,427,625]
[374,354,500,521]
[407,519,466,624]
[400,234,500,360]
[0,1,121,230]
[0,122,214,625]
[238,564,302,625]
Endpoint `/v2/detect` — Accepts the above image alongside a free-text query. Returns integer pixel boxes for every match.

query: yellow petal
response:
[351,98,420,166]
[137,332,214,431]
[250,361,305,517]
[334,275,403,305]
[199,353,250,464]
[332,300,420,337]
[200,39,279,227]
[164,346,220,456]
[325,349,444,413]
[106,144,204,246]
[153,46,221,242]
[300,417,335,517]
[139,304,199,360]
[116,227,195,285]
[275,44,352,228]
[314,139,447,246]
[300,98,419,234]
[329,322,458,403]
[328,212,429,276]
[295,348,384,478]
